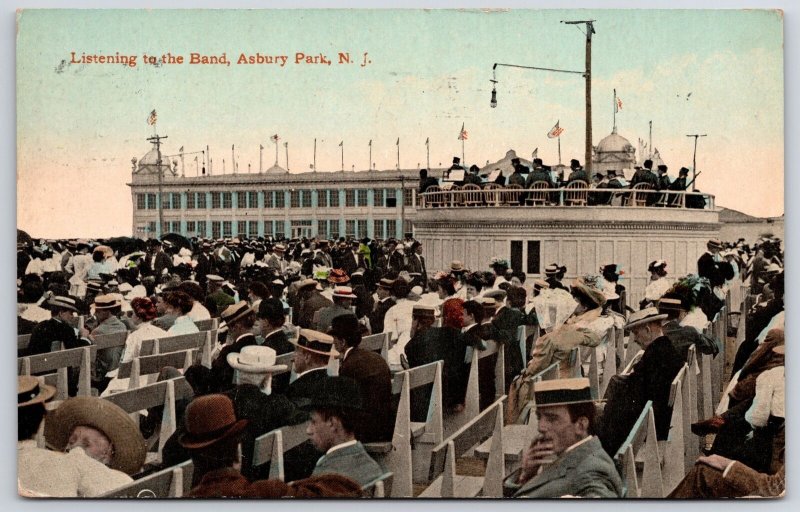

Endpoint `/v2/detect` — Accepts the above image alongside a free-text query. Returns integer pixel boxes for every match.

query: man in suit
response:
[669,452,784,498]
[698,238,723,281]
[339,241,364,277]
[80,295,128,394]
[205,274,235,317]
[313,240,334,268]
[304,376,385,487]
[566,159,589,184]
[369,278,396,334]
[330,314,393,443]
[405,241,426,278]
[194,242,214,287]
[489,286,527,390]
[418,168,439,194]
[209,301,259,392]
[504,378,624,498]
[317,286,357,333]
[297,278,334,329]
[508,164,527,188]
[144,239,173,277]
[286,329,336,403]
[257,298,294,395]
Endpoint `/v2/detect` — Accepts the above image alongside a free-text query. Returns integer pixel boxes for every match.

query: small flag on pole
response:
[232,144,234,150]
[260,144,264,150]
[368,139,372,147]
[532,147,538,160]
[179,146,184,153]
[396,138,399,146]
[616,97,623,112]
[271,134,279,143]
[339,141,343,147]
[425,137,429,146]
[458,123,468,140]
[547,121,564,139]
[147,110,157,126]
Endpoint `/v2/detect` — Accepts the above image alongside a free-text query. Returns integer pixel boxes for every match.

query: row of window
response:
[136,189,416,210]
[145,218,409,239]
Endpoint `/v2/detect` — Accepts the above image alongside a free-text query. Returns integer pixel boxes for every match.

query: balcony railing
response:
[417,184,715,210]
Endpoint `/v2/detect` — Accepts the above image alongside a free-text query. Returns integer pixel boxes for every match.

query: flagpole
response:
[207,145,211,175]
[180,147,185,177]
[285,142,289,171]
[649,121,653,159]
[232,145,235,174]
[461,137,465,165]
[396,138,400,170]
[259,145,263,172]
[313,138,317,172]
[426,138,430,169]
[274,140,279,166]
[613,88,617,133]
[341,142,344,172]
[195,156,198,176]
[558,136,562,166]
[368,140,372,171]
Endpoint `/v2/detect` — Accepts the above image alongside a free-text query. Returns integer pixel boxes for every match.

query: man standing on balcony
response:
[566,159,589,184]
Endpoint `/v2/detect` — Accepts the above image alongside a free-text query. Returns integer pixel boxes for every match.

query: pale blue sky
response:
[17,8,784,237]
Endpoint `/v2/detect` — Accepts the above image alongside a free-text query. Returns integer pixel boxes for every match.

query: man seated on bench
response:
[81,294,128,394]
[301,376,385,487]
[329,314,393,443]
[503,378,623,498]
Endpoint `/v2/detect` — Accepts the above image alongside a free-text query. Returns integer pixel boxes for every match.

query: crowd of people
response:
[16,229,784,498]
[420,156,707,208]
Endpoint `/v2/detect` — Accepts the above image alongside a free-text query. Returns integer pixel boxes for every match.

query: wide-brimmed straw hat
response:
[332,286,357,299]
[45,295,79,313]
[227,345,288,374]
[624,307,668,330]
[93,294,122,310]
[44,397,147,475]
[18,376,56,407]
[220,301,253,326]
[179,394,249,450]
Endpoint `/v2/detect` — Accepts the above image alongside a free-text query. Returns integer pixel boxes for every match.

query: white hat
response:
[227,345,288,374]
[332,286,357,299]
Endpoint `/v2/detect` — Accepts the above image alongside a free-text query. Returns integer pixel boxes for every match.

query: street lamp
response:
[490,20,596,172]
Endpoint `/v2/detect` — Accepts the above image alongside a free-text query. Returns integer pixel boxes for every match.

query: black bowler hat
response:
[297,376,364,411]
[679,167,690,176]
[570,159,580,169]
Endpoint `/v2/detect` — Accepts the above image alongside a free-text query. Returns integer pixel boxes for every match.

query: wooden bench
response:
[475,362,559,469]
[251,420,311,481]
[194,318,219,331]
[661,364,689,494]
[116,331,214,380]
[18,346,92,399]
[614,400,663,498]
[364,360,443,495]
[99,460,193,498]
[421,396,506,498]
[104,377,194,462]
[118,349,199,389]
[360,332,390,361]
[361,472,394,498]
[445,340,504,436]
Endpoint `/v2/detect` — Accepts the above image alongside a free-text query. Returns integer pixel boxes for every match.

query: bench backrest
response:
[18,346,92,399]
[614,400,663,498]
[361,332,390,361]
[99,460,193,498]
[362,472,394,498]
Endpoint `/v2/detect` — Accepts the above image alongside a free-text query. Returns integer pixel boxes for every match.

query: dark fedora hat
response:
[179,394,249,450]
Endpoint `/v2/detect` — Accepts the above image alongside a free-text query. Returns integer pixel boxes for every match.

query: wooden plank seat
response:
[474,362,560,467]
[361,472,394,498]
[661,364,689,494]
[18,346,92,399]
[251,420,311,482]
[99,460,193,498]
[421,396,506,498]
[613,400,664,498]
[360,332,390,361]
[445,340,504,437]
[118,348,199,389]
[363,360,443,496]
[104,377,194,462]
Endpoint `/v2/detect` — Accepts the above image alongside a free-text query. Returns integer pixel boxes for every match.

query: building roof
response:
[595,128,635,154]
[718,207,766,224]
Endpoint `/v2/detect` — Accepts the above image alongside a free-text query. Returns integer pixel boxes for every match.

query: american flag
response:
[458,123,468,141]
[147,110,157,126]
[616,97,623,112]
[547,121,564,139]
[271,134,279,143]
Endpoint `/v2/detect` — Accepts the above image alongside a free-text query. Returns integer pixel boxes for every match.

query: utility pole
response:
[686,134,707,192]
[563,19,595,173]
[147,134,168,238]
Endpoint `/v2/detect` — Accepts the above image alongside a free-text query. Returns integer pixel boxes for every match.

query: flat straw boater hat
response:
[220,301,253,326]
[227,345,288,374]
[291,329,339,357]
[44,396,147,475]
[45,295,79,313]
[533,377,595,407]
[93,294,122,310]
[18,376,56,407]
[624,306,668,331]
